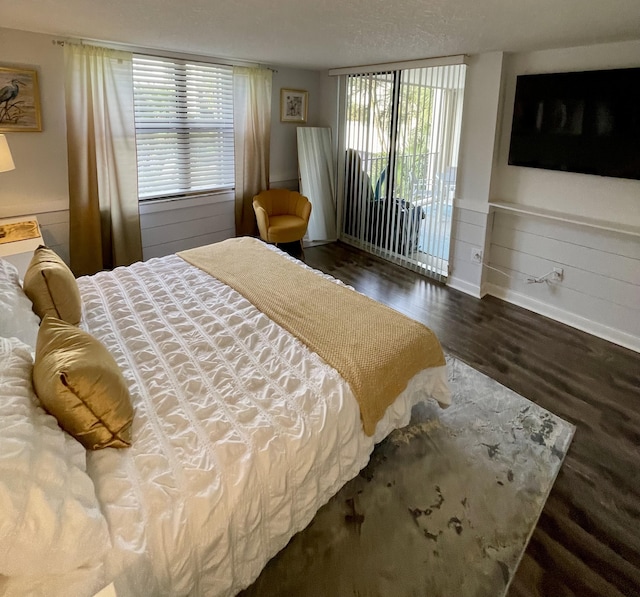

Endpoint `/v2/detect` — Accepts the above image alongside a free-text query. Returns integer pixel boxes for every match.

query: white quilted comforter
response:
[73,253,449,597]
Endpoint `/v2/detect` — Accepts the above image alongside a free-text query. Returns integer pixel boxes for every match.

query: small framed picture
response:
[0,66,42,132]
[280,88,308,123]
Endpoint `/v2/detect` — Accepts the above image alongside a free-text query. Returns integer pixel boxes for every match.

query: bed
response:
[0,238,450,597]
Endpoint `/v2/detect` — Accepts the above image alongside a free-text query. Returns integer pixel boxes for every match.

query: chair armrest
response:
[253,200,270,240]
[295,196,312,223]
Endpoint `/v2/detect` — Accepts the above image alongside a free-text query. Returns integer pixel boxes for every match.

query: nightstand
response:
[0,216,43,278]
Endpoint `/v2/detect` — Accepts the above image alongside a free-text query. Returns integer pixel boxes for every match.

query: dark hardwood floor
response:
[304,241,640,597]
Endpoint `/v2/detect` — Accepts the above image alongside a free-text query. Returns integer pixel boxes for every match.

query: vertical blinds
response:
[341,63,466,281]
[132,56,234,201]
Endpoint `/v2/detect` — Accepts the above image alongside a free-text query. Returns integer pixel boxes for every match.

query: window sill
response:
[139,190,235,214]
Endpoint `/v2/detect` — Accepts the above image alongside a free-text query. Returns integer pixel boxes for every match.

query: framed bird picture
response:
[0,66,42,132]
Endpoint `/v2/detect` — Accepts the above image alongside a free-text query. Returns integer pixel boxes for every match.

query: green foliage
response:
[346,70,434,201]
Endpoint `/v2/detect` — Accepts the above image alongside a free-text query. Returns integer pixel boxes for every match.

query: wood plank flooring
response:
[303,241,640,597]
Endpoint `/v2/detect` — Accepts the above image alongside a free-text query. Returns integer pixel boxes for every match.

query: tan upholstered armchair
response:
[252,189,312,249]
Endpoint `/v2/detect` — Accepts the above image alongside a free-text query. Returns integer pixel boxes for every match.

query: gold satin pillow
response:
[23,246,82,325]
[33,316,134,450]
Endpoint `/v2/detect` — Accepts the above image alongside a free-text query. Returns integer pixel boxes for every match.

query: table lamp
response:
[0,134,15,172]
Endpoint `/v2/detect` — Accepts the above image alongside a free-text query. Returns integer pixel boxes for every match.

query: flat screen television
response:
[508,67,640,180]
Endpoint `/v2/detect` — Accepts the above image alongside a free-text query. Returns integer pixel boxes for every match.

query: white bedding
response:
[59,253,448,596]
[0,339,111,597]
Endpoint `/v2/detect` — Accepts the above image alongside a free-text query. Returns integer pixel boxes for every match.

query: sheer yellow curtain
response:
[64,44,142,276]
[232,67,272,237]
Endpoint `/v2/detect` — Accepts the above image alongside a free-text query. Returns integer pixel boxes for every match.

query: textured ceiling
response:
[1,0,639,69]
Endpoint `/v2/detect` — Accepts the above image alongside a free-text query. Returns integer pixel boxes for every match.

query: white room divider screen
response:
[334,60,466,281]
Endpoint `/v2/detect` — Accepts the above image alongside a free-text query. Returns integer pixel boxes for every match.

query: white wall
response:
[0,28,68,217]
[491,40,640,226]
[270,67,323,188]
[448,52,504,297]
[486,40,640,351]
[316,72,339,131]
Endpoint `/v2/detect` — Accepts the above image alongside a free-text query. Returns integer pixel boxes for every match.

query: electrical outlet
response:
[552,267,564,281]
[470,247,483,264]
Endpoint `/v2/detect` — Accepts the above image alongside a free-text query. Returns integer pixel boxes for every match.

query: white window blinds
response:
[132,56,234,201]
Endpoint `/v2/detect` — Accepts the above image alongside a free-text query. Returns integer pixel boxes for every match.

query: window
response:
[132,56,234,201]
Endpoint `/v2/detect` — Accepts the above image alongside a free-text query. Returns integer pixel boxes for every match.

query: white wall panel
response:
[141,211,234,249]
[488,210,640,351]
[445,52,503,296]
[496,211,640,258]
[21,200,238,267]
[140,196,235,260]
[37,209,70,265]
[489,245,639,311]
[453,205,487,228]
[142,230,233,260]
[451,218,485,248]
[491,215,640,285]
[140,196,233,228]
[447,206,488,297]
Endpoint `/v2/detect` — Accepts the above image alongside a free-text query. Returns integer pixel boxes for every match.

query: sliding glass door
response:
[340,63,466,281]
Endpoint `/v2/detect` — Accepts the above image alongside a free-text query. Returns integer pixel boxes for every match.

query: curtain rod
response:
[52,38,277,72]
[328,54,467,76]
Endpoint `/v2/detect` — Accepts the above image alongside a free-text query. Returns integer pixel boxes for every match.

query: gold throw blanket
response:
[178,238,446,436]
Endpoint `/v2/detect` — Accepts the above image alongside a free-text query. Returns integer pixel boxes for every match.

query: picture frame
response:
[0,66,42,132]
[280,88,308,123]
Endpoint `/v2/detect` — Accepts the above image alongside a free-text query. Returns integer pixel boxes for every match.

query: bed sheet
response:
[68,253,449,597]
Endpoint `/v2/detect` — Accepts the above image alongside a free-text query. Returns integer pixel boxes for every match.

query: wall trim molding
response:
[446,276,484,298]
[0,200,69,219]
[270,178,299,191]
[328,54,466,77]
[485,283,640,353]
[453,198,490,214]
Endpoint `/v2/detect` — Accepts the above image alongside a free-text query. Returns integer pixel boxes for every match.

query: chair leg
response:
[299,239,305,259]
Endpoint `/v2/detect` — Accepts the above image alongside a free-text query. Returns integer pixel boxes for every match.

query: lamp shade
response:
[0,134,15,172]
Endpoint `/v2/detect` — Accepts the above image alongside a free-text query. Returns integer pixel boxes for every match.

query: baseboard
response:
[485,283,640,353]
[304,239,336,247]
[446,276,484,299]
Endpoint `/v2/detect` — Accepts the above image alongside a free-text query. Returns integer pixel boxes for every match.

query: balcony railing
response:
[358,151,455,208]
[345,149,456,269]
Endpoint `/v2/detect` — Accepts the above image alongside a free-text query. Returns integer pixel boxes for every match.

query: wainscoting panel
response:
[140,193,235,260]
[489,244,638,311]
[447,204,488,297]
[486,211,640,351]
[37,209,70,265]
[491,218,639,284]
[142,230,233,260]
[22,194,237,267]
